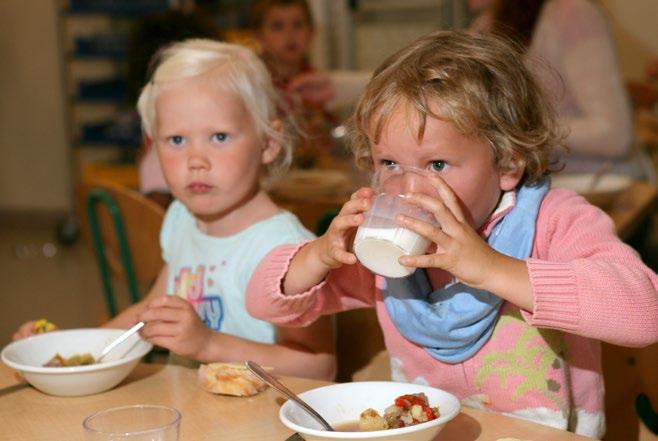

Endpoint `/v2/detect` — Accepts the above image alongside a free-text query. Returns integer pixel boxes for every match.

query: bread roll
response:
[197,362,268,397]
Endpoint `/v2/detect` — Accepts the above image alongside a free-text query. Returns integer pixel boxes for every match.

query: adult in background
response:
[469,0,640,177]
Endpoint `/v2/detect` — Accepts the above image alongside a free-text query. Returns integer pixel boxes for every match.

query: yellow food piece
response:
[43,353,95,367]
[33,319,57,334]
[359,408,389,431]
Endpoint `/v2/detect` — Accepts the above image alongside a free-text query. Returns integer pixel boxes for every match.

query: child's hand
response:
[287,71,336,106]
[137,295,211,361]
[397,175,501,289]
[12,319,58,341]
[314,187,374,269]
[12,320,38,341]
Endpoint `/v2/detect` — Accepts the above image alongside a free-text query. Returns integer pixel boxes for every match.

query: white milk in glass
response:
[353,214,432,278]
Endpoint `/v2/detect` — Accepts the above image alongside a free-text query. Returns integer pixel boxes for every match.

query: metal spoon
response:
[96,322,145,364]
[245,360,335,431]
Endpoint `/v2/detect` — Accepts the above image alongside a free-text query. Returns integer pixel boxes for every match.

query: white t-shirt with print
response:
[160,200,314,344]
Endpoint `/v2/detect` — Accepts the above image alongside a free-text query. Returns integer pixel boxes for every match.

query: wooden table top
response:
[0,362,594,440]
[605,180,657,240]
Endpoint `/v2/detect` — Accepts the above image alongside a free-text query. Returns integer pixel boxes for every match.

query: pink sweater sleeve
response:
[246,242,377,326]
[524,189,658,347]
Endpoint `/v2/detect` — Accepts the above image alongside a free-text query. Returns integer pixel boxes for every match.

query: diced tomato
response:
[394,394,437,422]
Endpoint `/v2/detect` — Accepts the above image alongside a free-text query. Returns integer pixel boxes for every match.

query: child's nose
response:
[396,170,430,193]
[382,170,437,197]
[187,145,210,170]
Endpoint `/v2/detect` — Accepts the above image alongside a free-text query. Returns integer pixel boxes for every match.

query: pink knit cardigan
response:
[246,188,658,437]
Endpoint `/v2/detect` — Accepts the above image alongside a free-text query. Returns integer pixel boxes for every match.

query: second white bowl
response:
[279,381,460,441]
[1,328,153,396]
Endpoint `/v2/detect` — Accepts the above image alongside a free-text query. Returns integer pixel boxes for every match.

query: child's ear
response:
[499,158,526,191]
[261,119,283,165]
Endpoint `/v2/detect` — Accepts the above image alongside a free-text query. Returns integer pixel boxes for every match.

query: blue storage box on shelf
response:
[77,78,127,102]
[68,0,170,16]
[74,34,128,59]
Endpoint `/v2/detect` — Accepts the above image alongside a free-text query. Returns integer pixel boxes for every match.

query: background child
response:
[251,0,336,165]
[15,39,336,381]
[246,31,658,436]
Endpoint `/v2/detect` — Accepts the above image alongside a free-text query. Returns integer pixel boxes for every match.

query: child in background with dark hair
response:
[251,0,335,165]
[246,31,658,437]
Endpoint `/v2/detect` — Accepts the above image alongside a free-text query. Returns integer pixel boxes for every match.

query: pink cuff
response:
[522,259,580,332]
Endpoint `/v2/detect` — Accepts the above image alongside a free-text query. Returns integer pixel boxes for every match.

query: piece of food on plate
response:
[33,319,58,334]
[359,408,389,431]
[359,392,439,431]
[44,352,95,367]
[197,362,268,396]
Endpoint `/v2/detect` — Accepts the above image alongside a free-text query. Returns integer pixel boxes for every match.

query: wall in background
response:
[601,0,658,81]
[0,1,71,213]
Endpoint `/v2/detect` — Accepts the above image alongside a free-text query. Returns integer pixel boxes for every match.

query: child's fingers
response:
[139,305,186,324]
[399,252,448,269]
[397,214,452,249]
[146,293,187,310]
[140,320,179,339]
[349,187,375,201]
[12,320,40,341]
[404,192,461,233]
[330,247,358,265]
[342,194,372,216]
[329,212,364,233]
[426,175,466,223]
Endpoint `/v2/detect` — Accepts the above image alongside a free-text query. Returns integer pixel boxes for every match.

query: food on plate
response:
[358,393,439,431]
[197,362,268,396]
[33,319,58,334]
[44,352,95,367]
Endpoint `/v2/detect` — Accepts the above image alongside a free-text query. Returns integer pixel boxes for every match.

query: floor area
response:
[0,216,108,348]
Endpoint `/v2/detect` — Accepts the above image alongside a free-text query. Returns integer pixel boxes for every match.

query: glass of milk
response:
[353,192,437,278]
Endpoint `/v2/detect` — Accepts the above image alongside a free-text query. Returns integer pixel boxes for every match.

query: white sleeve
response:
[549,0,632,157]
[326,70,372,111]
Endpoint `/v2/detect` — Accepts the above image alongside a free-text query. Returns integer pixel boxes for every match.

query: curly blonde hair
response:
[137,38,294,182]
[348,30,565,184]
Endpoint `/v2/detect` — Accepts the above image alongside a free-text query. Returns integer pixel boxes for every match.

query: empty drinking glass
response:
[82,404,181,441]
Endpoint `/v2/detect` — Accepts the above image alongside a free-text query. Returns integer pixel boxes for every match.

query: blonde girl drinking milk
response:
[246,31,658,435]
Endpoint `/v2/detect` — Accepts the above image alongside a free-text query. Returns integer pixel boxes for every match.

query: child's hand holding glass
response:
[315,187,375,269]
[396,173,506,289]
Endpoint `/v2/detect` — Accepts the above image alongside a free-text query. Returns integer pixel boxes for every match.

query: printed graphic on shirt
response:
[474,310,568,417]
[173,265,224,331]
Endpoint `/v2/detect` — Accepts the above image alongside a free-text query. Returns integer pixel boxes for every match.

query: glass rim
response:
[82,404,181,435]
[370,165,439,195]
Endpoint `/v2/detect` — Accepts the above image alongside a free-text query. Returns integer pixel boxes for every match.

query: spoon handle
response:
[97,321,145,363]
[245,361,335,431]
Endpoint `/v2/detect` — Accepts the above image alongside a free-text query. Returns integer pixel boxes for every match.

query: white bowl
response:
[1,328,152,396]
[279,381,460,441]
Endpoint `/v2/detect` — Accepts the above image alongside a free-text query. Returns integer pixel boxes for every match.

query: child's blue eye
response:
[168,135,185,146]
[211,133,228,143]
[382,160,399,170]
[430,161,446,172]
